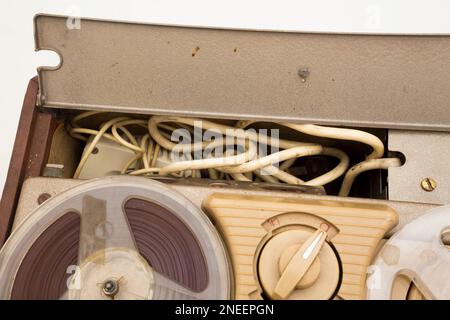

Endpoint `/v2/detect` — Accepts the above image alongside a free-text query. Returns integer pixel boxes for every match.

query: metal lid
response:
[35,14,450,131]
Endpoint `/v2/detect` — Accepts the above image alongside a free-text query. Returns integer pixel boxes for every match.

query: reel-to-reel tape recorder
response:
[3,175,449,300]
[0,175,397,300]
[1,14,450,300]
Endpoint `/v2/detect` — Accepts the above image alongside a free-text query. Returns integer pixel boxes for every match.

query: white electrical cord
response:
[338,158,402,196]
[73,116,130,178]
[283,123,385,160]
[69,112,401,196]
[149,116,349,185]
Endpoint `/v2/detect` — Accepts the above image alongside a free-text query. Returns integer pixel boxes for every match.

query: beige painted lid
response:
[35,14,450,131]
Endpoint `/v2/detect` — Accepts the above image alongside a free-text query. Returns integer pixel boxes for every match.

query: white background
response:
[1,0,450,194]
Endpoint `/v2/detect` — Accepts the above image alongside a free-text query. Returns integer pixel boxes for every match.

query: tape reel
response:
[0,176,232,300]
[367,205,450,300]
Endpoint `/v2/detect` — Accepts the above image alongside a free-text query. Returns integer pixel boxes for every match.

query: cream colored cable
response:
[128,139,255,176]
[150,144,161,167]
[150,116,315,151]
[283,123,384,160]
[74,116,130,178]
[149,116,222,152]
[74,118,153,175]
[140,134,150,169]
[148,118,262,176]
[71,125,146,163]
[229,173,252,181]
[70,128,117,143]
[152,117,384,189]
[149,116,341,182]
[112,127,142,153]
[264,147,349,186]
[279,158,297,171]
[121,153,143,174]
[111,120,147,153]
[146,138,154,165]
[71,111,103,126]
[258,166,299,183]
[237,120,383,160]
[69,111,105,141]
[157,139,257,176]
[234,120,350,184]
[270,169,303,184]
[128,167,160,175]
[71,119,144,155]
[71,113,157,176]
[73,113,347,186]
[254,171,279,184]
[220,145,322,174]
[338,158,402,196]
[208,168,219,180]
[304,147,349,186]
[70,112,399,197]
[249,147,348,186]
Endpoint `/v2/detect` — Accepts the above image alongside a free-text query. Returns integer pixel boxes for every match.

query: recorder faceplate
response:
[5,176,401,300]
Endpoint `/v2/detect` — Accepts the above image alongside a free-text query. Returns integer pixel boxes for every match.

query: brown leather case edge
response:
[0,77,56,245]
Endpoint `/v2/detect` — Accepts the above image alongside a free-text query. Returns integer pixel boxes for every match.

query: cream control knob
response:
[274,228,327,298]
[278,244,321,289]
[254,213,342,300]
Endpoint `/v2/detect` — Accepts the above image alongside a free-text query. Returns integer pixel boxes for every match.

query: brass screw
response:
[421,178,437,192]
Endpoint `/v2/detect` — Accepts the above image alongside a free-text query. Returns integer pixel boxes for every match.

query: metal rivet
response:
[37,193,51,205]
[297,68,310,82]
[421,178,437,192]
[441,228,450,246]
[102,279,119,297]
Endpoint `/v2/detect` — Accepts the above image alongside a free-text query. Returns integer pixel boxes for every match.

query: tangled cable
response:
[69,112,402,196]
